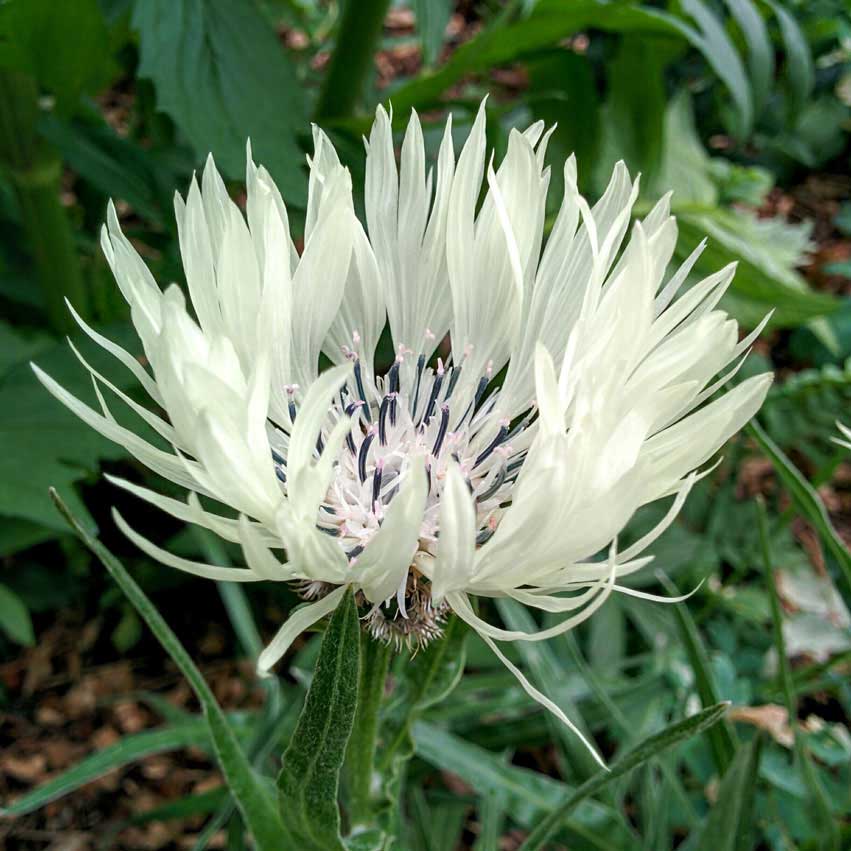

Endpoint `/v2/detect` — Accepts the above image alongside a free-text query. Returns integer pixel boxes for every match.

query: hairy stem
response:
[343,634,392,829]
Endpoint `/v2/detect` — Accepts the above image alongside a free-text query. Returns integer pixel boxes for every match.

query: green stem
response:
[0,70,88,332]
[344,635,391,829]
[314,0,393,120]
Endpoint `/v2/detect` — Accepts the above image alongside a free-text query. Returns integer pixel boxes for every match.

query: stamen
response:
[476,527,496,545]
[378,395,392,445]
[474,423,510,468]
[344,402,361,455]
[358,429,376,483]
[422,371,444,426]
[432,405,450,456]
[388,360,400,394]
[354,360,372,422]
[445,365,462,400]
[372,459,384,508]
[411,354,426,417]
[285,385,298,424]
[477,463,507,502]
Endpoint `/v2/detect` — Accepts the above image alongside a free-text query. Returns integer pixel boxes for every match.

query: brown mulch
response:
[0,612,267,850]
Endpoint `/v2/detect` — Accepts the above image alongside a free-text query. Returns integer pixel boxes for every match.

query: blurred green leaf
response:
[676,207,837,328]
[661,576,738,775]
[52,492,285,849]
[526,51,601,192]
[0,720,213,817]
[723,0,774,117]
[0,0,113,110]
[277,589,359,851]
[496,598,601,781]
[694,735,763,851]
[679,0,753,137]
[132,0,307,205]
[1,323,139,531]
[517,703,731,851]
[413,0,452,68]
[37,113,173,224]
[386,2,685,113]
[607,35,668,180]
[749,420,851,595]
[766,0,815,121]
[0,581,34,645]
[413,721,636,849]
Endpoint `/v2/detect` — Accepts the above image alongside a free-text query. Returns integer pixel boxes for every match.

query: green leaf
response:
[0,0,112,110]
[606,35,670,181]
[765,0,814,121]
[378,616,467,839]
[723,0,774,117]
[413,0,452,68]
[413,721,634,849]
[345,829,388,851]
[386,2,685,113]
[3,324,138,531]
[678,0,753,137]
[659,576,738,775]
[51,492,285,850]
[694,735,763,851]
[748,420,851,595]
[496,598,601,781]
[516,703,731,851]
[37,112,172,224]
[674,207,838,328]
[277,589,360,851]
[526,50,601,192]
[0,582,34,645]
[131,0,307,205]
[0,721,212,817]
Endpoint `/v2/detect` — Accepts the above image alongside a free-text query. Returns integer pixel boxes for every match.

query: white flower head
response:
[35,102,772,765]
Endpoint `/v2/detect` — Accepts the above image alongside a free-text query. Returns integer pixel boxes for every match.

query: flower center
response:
[323,350,532,560]
[276,344,537,648]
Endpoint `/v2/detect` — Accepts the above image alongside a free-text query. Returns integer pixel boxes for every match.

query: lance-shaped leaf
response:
[50,490,284,850]
[694,734,763,851]
[277,588,360,851]
[517,702,731,851]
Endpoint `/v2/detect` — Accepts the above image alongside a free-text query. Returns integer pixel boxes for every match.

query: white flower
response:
[35,102,772,765]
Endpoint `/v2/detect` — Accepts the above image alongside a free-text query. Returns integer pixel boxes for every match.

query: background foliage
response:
[1,0,850,848]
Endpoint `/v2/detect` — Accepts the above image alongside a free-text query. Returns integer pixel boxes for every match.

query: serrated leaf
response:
[0,582,34,646]
[694,735,763,851]
[131,0,307,205]
[51,493,284,849]
[277,589,359,851]
[516,703,731,851]
[675,207,838,329]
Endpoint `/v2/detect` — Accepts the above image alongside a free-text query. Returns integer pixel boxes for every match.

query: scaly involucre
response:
[35,102,772,764]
